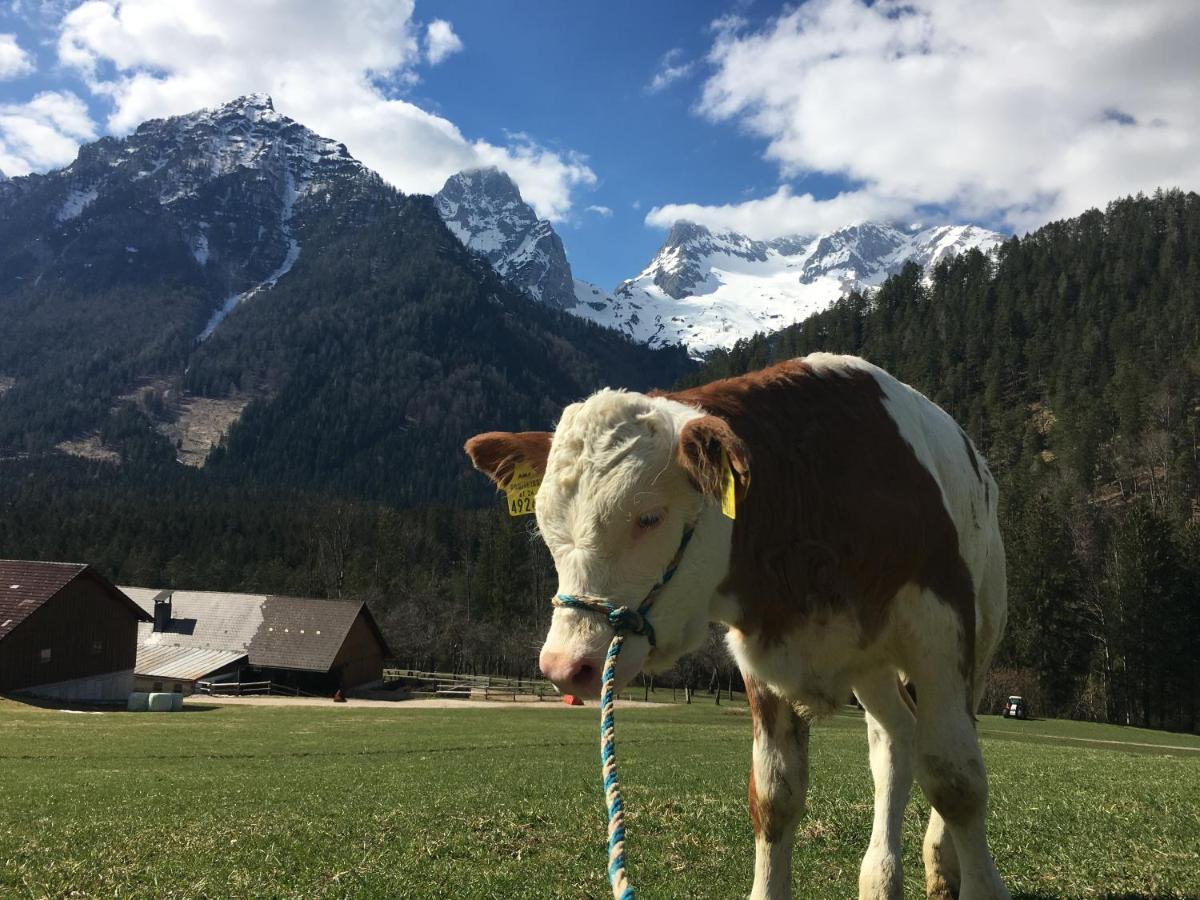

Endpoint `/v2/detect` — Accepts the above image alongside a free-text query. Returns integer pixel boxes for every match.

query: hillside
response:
[0,96,690,502]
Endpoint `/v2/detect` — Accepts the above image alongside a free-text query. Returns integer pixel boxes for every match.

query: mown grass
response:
[0,698,1196,899]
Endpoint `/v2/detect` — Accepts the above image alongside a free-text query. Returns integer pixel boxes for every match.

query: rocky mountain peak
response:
[0,93,390,344]
[435,167,576,309]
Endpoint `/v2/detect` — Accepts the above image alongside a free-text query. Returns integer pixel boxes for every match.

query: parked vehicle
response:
[1003,695,1027,719]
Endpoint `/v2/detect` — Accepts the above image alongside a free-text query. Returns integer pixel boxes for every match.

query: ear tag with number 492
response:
[504,461,541,517]
[720,448,737,520]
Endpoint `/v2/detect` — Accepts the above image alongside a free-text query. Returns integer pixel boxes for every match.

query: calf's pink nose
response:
[540,650,601,695]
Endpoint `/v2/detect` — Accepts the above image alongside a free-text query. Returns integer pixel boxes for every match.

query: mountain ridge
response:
[428,169,1004,355]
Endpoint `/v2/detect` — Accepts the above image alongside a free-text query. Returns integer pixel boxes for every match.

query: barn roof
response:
[249,596,385,672]
[125,588,265,653]
[123,586,390,675]
[0,560,150,641]
[136,645,247,681]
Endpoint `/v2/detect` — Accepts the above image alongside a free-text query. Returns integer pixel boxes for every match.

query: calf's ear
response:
[676,416,751,502]
[464,431,553,487]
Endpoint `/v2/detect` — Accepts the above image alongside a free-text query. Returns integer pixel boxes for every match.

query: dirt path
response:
[189,695,663,710]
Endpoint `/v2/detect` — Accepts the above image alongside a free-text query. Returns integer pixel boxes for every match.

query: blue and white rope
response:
[552,525,694,900]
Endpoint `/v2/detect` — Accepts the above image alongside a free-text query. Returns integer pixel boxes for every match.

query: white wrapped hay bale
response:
[127,692,150,712]
[170,692,184,711]
[148,692,175,712]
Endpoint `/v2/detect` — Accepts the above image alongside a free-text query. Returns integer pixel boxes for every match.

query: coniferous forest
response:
[2,190,1198,732]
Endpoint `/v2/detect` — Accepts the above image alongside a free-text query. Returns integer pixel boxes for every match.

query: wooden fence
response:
[382,668,560,701]
[194,680,319,698]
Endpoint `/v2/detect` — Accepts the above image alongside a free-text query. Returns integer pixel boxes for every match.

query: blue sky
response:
[1,1,1198,289]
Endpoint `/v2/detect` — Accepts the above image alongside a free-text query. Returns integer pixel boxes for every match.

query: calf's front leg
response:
[746,677,810,900]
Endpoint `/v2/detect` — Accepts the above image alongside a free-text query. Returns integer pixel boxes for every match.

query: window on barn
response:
[153,681,163,691]
[39,648,51,663]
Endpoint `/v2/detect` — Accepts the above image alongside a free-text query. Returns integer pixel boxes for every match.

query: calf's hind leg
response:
[909,655,1009,898]
[853,671,916,900]
[746,677,810,900]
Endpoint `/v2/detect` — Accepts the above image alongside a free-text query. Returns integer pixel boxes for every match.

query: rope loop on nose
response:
[552,594,657,647]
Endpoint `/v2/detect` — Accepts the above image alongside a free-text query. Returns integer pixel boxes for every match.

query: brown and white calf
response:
[466,354,1009,900]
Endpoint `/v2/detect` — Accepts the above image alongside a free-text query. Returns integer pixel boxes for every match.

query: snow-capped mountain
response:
[570,220,1004,354]
[431,166,1003,355]
[0,93,389,341]
[435,167,575,309]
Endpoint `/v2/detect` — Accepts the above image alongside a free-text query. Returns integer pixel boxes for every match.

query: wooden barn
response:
[124,587,391,695]
[0,560,151,701]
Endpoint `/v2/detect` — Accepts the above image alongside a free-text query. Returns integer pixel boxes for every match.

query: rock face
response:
[434,167,576,309]
[570,220,1005,355]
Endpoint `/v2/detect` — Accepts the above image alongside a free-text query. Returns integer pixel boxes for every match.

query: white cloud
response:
[646,48,694,94]
[654,0,1200,236]
[425,19,462,65]
[0,32,36,78]
[0,90,97,175]
[585,204,612,217]
[647,185,911,239]
[51,0,591,220]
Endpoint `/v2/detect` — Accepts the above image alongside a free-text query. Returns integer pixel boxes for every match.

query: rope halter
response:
[551,523,694,638]
[549,523,695,900]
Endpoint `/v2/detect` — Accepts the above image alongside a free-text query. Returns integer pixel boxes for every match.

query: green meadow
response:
[1,698,1196,899]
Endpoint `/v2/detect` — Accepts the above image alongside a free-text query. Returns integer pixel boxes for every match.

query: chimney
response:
[153,593,173,632]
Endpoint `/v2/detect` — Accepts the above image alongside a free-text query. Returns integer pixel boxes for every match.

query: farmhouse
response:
[124,587,390,695]
[0,560,151,701]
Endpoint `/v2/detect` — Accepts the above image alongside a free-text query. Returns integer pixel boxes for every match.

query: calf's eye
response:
[637,512,663,530]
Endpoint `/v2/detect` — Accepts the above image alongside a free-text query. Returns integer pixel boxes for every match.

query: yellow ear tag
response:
[720,448,737,520]
[504,461,541,517]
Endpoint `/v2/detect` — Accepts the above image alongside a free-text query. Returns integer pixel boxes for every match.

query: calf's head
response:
[465,390,749,698]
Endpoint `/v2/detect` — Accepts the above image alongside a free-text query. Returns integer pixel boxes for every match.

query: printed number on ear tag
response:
[720,448,737,520]
[505,461,542,517]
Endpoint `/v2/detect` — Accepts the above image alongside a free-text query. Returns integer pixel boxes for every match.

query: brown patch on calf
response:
[745,676,808,844]
[676,415,751,502]
[664,359,977,683]
[463,431,552,487]
[747,764,764,839]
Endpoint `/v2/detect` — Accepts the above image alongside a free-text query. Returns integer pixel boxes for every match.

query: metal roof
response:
[135,645,247,681]
[0,560,149,641]
[125,588,266,653]
[249,596,369,672]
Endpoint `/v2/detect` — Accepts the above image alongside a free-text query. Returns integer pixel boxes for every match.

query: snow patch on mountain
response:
[57,186,98,222]
[574,221,1004,355]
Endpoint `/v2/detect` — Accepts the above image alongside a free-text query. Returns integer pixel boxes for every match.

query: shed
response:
[0,560,151,701]
[125,587,390,695]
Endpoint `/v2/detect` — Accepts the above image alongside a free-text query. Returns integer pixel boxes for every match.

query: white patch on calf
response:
[535,390,736,693]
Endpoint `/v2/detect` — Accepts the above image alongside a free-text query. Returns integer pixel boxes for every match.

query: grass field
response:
[1,697,1197,899]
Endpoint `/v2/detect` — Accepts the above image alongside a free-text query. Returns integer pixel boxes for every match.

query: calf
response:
[466,354,1009,900]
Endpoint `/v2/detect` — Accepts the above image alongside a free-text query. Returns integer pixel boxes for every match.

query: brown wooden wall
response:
[0,577,140,692]
[331,612,385,687]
